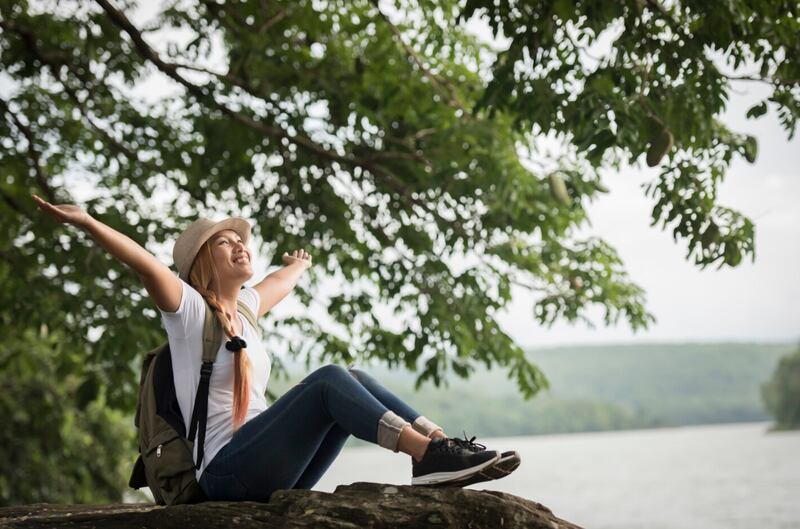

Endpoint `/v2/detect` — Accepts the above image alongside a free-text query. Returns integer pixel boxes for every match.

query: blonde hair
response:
[188,241,251,431]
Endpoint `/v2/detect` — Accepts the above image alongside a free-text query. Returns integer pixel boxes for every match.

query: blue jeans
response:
[198,364,424,501]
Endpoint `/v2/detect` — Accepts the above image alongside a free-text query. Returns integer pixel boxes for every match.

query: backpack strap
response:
[236,299,261,339]
[201,301,224,363]
[187,301,223,470]
[237,298,267,362]
[186,298,261,470]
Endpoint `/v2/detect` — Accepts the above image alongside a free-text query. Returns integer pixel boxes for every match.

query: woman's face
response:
[209,229,253,284]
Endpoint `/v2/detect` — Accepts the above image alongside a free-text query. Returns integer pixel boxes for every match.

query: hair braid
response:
[189,243,252,431]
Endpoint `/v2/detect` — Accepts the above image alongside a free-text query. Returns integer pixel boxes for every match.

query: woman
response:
[32,194,520,501]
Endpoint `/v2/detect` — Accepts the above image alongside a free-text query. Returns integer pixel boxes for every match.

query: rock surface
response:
[0,482,583,528]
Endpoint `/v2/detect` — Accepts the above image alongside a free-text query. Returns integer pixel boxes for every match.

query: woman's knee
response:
[347,366,366,383]
[347,367,383,391]
[307,364,375,394]
[312,363,351,382]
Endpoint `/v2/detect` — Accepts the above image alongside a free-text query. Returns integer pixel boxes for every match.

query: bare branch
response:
[724,74,799,87]
[173,62,244,84]
[258,8,287,34]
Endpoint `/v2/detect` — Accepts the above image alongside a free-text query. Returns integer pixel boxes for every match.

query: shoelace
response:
[427,437,470,457]
[448,431,486,452]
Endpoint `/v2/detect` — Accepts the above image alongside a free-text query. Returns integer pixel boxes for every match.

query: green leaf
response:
[746,101,768,119]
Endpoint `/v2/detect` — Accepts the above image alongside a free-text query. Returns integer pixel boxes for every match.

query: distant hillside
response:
[268,342,796,440]
[526,342,794,425]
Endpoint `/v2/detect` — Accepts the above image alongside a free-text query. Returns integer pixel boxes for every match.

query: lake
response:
[313,422,800,529]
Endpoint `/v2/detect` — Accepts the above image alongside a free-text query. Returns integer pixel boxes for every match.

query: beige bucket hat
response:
[173,217,252,281]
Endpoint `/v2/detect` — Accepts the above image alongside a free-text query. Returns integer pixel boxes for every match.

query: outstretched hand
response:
[31,194,91,228]
[282,249,312,270]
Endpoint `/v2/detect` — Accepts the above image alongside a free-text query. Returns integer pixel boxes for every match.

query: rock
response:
[0,482,583,529]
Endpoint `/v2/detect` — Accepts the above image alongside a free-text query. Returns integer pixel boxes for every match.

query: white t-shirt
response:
[158,279,271,480]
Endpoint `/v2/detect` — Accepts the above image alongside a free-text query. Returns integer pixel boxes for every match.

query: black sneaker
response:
[411,437,500,486]
[443,434,521,486]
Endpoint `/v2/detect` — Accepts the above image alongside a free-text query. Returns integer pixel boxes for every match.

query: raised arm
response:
[252,249,312,317]
[32,194,182,312]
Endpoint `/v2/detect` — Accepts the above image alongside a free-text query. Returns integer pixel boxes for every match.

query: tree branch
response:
[0,21,159,173]
[0,184,71,256]
[0,98,58,202]
[172,61,251,89]
[94,1,361,164]
[0,186,26,215]
[92,0,450,216]
[724,73,799,87]
[90,0,480,259]
[369,0,468,114]
[257,8,287,34]
[0,248,21,266]
[199,0,247,37]
[645,3,796,89]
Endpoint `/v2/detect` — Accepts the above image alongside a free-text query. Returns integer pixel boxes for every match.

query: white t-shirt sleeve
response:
[157,278,206,339]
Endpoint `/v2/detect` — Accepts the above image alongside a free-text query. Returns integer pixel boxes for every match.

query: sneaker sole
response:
[481,451,521,480]
[411,452,501,486]
[436,451,521,488]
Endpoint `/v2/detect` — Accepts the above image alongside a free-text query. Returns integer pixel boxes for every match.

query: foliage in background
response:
[0,0,797,503]
[466,0,798,268]
[761,345,800,430]
[0,326,132,505]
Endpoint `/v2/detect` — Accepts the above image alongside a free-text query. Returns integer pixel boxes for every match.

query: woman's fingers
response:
[31,195,89,226]
[32,194,50,211]
[32,194,64,222]
[282,249,312,266]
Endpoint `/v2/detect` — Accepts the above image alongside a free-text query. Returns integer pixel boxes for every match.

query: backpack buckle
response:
[200,363,213,378]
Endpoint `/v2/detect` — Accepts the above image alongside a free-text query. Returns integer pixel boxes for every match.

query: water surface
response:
[313,422,800,529]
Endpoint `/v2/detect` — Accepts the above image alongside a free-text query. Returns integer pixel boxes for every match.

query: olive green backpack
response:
[128,298,260,505]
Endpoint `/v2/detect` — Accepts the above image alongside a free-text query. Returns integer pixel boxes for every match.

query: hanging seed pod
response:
[700,221,720,247]
[548,172,571,205]
[743,135,758,163]
[646,126,674,167]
